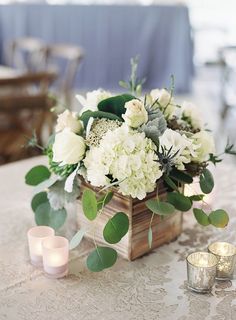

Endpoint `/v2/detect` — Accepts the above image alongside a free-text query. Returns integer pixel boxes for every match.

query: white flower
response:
[55,110,82,134]
[83,124,162,200]
[191,131,215,163]
[150,88,176,119]
[76,89,112,115]
[181,101,203,130]
[52,129,86,165]
[159,128,198,171]
[122,99,148,128]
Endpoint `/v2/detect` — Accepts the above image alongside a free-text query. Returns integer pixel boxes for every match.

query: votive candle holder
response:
[42,236,69,278]
[186,251,218,293]
[27,226,55,266]
[208,241,236,280]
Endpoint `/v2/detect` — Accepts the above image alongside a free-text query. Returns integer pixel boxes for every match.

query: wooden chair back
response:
[44,44,84,107]
[0,72,57,164]
[6,37,46,72]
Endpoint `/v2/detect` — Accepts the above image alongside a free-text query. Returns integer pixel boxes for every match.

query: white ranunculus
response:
[122,99,148,128]
[52,129,86,165]
[191,131,215,163]
[150,88,176,119]
[76,89,112,115]
[181,101,203,130]
[159,128,198,171]
[55,110,82,134]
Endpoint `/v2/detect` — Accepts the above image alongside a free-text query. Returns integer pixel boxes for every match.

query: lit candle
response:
[186,251,218,293]
[27,226,55,266]
[208,242,236,280]
[42,236,69,278]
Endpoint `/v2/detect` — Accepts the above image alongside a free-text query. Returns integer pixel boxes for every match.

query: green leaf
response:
[97,94,136,118]
[82,189,98,221]
[80,110,121,128]
[35,202,67,230]
[200,169,214,194]
[170,168,193,184]
[209,209,229,228]
[193,208,210,226]
[163,174,179,192]
[25,165,51,186]
[148,227,153,249]
[86,246,117,272]
[31,192,48,212]
[69,228,86,250]
[103,212,129,244]
[145,199,175,215]
[189,194,205,201]
[97,192,114,211]
[167,192,192,212]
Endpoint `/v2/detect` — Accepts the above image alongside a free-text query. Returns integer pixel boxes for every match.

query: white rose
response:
[122,99,148,128]
[52,129,86,165]
[192,131,215,163]
[181,101,203,130]
[150,88,175,119]
[55,110,82,134]
[76,89,112,115]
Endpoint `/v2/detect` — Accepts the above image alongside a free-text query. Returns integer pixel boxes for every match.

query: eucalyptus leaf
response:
[145,199,175,215]
[97,192,114,211]
[31,192,48,212]
[82,189,98,221]
[86,246,117,272]
[189,194,205,201]
[25,165,51,186]
[35,202,67,230]
[167,192,192,212]
[103,212,129,244]
[163,174,179,192]
[209,209,229,228]
[170,168,193,184]
[69,228,86,250]
[200,169,214,194]
[148,227,153,249]
[193,208,210,226]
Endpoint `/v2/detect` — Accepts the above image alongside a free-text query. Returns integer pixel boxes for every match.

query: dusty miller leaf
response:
[47,179,80,210]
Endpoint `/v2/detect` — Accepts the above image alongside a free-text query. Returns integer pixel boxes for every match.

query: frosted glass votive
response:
[186,251,218,293]
[27,226,55,266]
[42,236,69,279]
[208,242,236,280]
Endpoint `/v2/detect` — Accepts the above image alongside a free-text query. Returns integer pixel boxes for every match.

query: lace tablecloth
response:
[0,156,236,320]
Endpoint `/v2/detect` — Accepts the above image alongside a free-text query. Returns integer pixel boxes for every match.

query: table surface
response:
[0,156,236,320]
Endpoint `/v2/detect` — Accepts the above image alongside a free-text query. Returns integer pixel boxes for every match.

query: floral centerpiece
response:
[25,58,235,272]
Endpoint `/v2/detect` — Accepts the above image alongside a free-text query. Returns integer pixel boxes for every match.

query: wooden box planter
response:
[77,180,183,261]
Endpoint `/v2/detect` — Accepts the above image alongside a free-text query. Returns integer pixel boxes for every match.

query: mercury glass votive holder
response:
[208,242,236,280]
[42,236,69,279]
[27,226,55,266]
[186,251,218,293]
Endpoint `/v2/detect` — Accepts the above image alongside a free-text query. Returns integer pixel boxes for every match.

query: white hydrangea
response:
[191,130,215,163]
[83,124,162,200]
[159,128,199,171]
[76,89,112,115]
[181,101,203,130]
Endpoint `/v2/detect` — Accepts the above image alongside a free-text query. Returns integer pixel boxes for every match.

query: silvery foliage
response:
[138,106,167,145]
[48,179,80,210]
